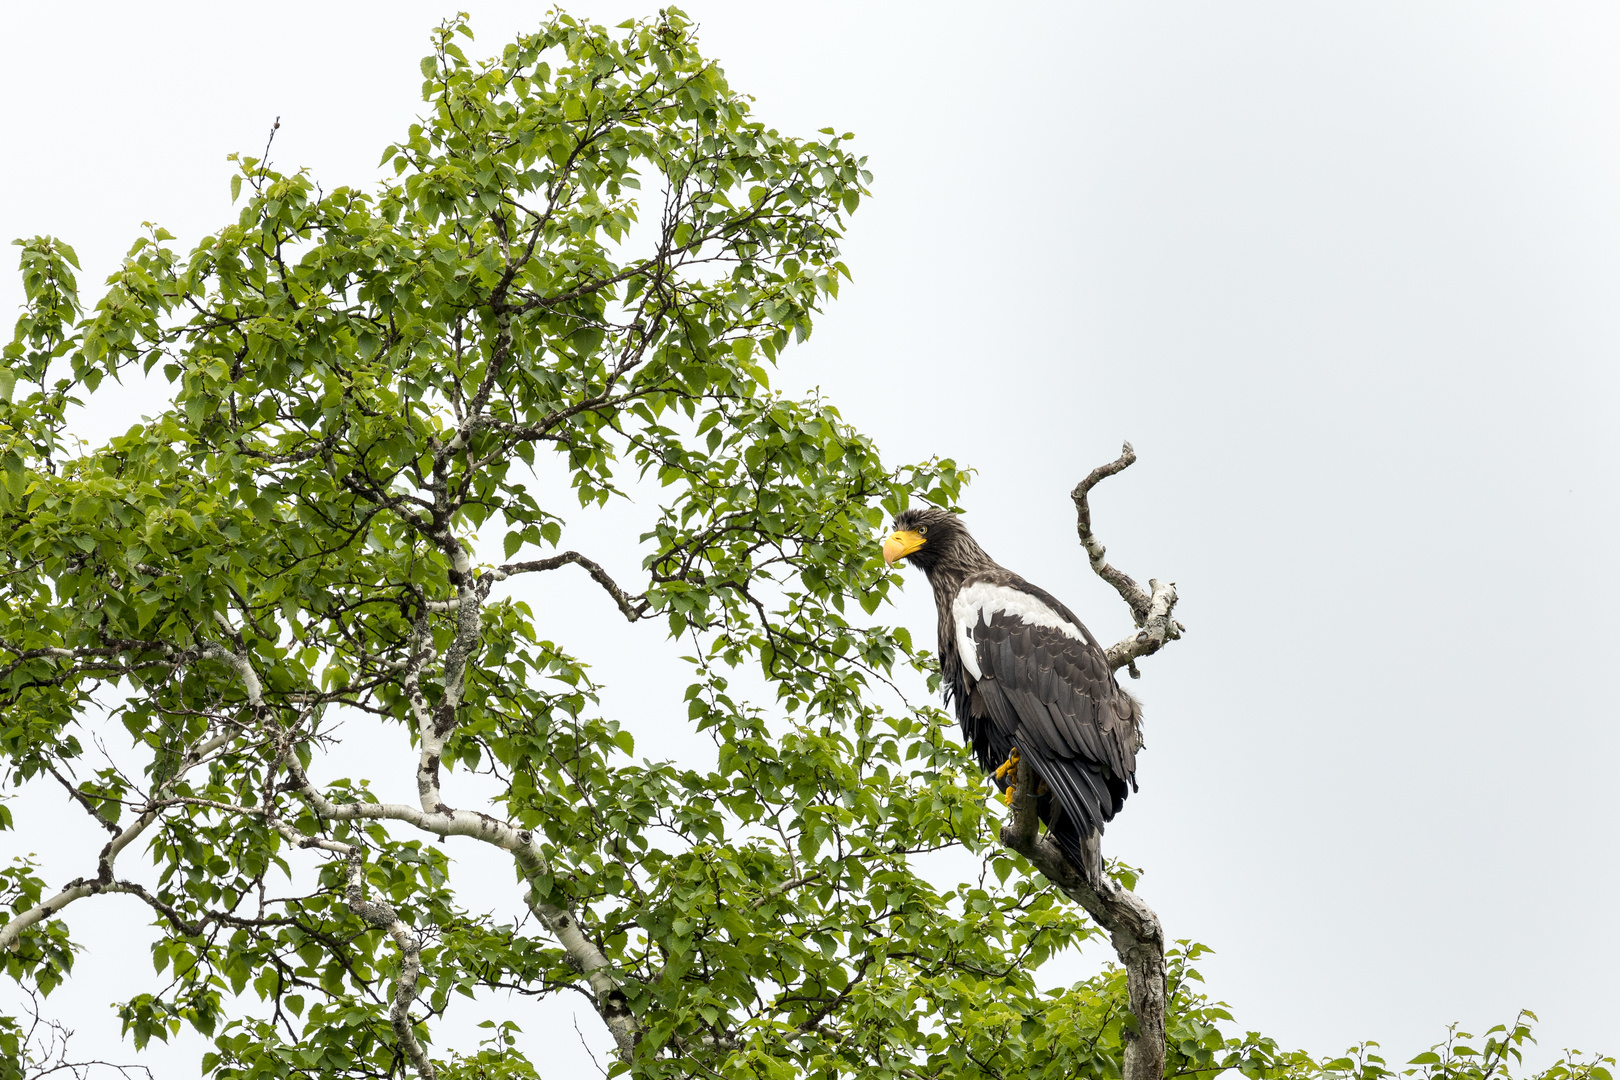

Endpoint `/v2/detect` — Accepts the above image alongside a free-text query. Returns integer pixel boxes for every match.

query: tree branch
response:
[6,983,155,1079]
[515,844,639,1057]
[1072,441,1186,676]
[1001,757,1166,1080]
[1104,578,1182,676]
[284,764,643,1055]
[0,729,234,954]
[481,551,649,621]
[345,851,437,1080]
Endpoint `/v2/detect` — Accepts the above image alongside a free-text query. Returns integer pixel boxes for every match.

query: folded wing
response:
[952,576,1142,841]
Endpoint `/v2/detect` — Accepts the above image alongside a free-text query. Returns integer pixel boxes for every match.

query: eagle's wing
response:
[953,576,1141,838]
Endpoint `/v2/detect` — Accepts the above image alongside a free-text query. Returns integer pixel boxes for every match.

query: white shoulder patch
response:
[951,580,1086,680]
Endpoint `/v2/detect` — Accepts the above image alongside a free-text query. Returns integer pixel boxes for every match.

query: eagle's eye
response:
[918,525,929,535]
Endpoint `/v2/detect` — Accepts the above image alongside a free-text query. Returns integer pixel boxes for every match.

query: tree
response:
[0,11,1612,1080]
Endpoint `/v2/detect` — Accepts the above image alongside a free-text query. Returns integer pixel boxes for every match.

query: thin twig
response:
[255,116,281,187]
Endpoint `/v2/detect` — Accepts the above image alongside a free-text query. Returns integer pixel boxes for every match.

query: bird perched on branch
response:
[883,507,1142,881]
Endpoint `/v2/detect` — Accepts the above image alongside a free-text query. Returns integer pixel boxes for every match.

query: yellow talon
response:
[996,748,1021,805]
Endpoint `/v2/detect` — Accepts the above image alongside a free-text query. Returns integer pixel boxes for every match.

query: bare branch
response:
[1103,578,1182,675]
[482,551,649,621]
[1072,442,1149,620]
[46,766,118,835]
[574,1011,609,1079]
[6,983,155,1079]
[1072,442,1186,675]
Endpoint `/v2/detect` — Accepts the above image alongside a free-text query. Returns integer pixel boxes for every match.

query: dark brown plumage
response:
[886,507,1143,880]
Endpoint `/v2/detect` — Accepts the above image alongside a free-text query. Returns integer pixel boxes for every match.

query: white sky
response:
[2,0,1617,1073]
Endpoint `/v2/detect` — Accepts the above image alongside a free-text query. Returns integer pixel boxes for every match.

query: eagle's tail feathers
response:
[1048,810,1104,886]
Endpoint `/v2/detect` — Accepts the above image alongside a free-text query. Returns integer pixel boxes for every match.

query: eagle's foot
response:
[995,748,1021,804]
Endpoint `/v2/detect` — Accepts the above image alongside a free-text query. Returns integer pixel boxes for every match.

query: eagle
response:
[883,507,1143,881]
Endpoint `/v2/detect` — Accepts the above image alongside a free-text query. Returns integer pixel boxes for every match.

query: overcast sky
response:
[3,1,1617,1073]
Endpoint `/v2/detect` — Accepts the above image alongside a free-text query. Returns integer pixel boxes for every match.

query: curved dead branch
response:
[1073,441,1186,678]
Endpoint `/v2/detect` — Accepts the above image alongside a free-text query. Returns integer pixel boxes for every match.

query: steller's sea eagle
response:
[883,507,1143,881]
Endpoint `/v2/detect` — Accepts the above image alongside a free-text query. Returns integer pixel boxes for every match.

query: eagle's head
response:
[883,506,979,574]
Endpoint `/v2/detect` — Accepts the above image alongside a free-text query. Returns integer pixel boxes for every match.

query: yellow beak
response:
[882,529,926,565]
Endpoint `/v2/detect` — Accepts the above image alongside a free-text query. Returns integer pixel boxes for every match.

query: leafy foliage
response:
[1315,1014,1612,1080]
[0,9,1609,1080]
